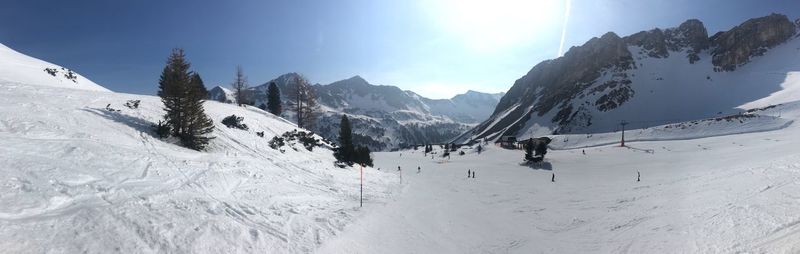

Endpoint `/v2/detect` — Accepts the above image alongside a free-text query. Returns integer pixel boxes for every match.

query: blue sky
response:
[1,0,798,99]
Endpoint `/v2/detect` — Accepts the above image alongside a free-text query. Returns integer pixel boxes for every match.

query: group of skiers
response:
[391,147,643,184]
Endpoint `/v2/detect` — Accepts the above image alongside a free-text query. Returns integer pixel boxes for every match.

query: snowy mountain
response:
[0,43,397,253]
[207,85,234,103]
[0,43,108,92]
[211,73,503,150]
[460,13,800,142]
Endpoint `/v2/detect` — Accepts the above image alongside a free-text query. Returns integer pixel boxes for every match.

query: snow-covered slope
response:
[0,43,108,92]
[463,14,800,143]
[0,82,396,251]
[216,74,503,150]
[319,99,800,253]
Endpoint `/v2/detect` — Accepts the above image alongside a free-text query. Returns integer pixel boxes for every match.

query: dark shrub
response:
[221,115,248,130]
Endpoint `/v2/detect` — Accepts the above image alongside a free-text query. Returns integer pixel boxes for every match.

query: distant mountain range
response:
[209,74,503,150]
[457,13,800,143]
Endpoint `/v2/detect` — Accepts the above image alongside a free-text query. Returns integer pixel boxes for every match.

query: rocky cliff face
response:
[475,32,635,139]
[623,19,709,63]
[711,14,796,71]
[462,13,799,143]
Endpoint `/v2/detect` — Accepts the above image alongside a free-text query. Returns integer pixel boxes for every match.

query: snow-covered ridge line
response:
[0,43,109,92]
[210,73,504,150]
[464,13,800,143]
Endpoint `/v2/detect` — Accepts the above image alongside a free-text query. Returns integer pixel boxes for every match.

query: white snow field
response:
[319,105,800,253]
[0,83,399,253]
[5,42,800,253]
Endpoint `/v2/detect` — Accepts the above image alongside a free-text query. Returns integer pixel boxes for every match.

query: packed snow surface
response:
[320,103,800,253]
[5,81,800,253]
[0,83,397,253]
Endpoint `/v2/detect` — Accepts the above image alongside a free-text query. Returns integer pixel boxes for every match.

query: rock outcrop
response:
[623,19,709,63]
[665,19,710,63]
[478,32,634,138]
[462,13,799,143]
[711,13,796,71]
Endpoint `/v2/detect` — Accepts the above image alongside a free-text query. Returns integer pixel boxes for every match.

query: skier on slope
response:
[551,173,555,182]
[398,166,401,171]
[472,171,475,179]
[417,166,421,174]
[637,171,641,182]
[468,169,471,178]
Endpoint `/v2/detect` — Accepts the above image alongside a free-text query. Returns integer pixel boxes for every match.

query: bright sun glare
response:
[427,0,563,52]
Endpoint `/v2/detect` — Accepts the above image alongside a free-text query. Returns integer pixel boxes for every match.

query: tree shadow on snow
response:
[520,161,553,171]
[81,108,157,138]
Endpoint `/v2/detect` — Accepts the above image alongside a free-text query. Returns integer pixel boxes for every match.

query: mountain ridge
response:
[459,13,800,143]
[208,74,503,150]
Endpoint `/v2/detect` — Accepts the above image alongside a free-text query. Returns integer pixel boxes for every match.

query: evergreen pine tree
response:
[182,76,215,150]
[190,72,208,100]
[158,49,190,138]
[354,146,373,167]
[157,48,214,151]
[334,115,355,164]
[266,81,282,116]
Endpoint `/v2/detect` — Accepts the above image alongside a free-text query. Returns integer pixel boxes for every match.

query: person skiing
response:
[472,171,475,179]
[397,166,401,171]
[467,169,471,178]
[551,173,555,182]
[637,171,640,182]
[417,166,421,174]
[582,149,585,155]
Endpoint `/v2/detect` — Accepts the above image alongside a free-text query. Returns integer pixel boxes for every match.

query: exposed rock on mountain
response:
[711,13,796,71]
[210,74,502,150]
[460,13,799,143]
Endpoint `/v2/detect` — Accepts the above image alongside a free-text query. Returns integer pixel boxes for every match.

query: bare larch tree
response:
[287,74,318,130]
[231,65,249,106]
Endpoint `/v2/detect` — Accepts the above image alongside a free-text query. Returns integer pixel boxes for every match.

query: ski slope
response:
[319,104,800,253]
[0,81,398,253]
